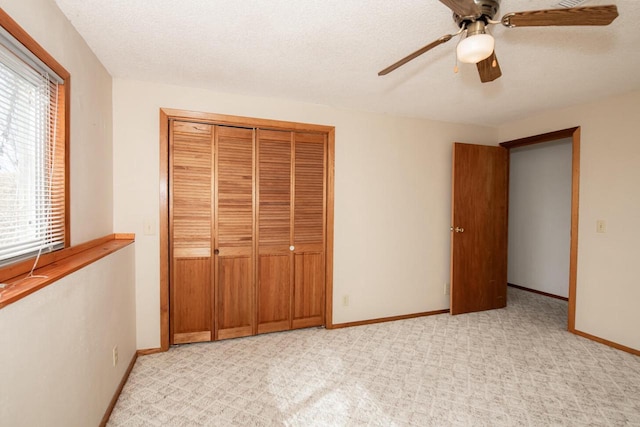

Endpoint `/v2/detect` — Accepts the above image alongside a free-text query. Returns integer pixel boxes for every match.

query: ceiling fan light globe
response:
[457,34,495,64]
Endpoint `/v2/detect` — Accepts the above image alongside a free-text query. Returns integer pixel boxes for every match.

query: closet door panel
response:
[172,258,212,343]
[258,130,292,246]
[217,253,253,339]
[215,126,255,339]
[257,254,291,333]
[292,132,326,328]
[257,130,293,333]
[217,127,254,247]
[294,133,326,246]
[292,252,325,328]
[171,121,213,253]
[170,121,214,344]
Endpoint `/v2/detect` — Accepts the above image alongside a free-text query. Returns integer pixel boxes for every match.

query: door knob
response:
[289,245,295,251]
[214,249,219,255]
[455,227,464,233]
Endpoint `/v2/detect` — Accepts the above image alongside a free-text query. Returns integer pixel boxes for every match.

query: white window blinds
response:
[0,29,65,267]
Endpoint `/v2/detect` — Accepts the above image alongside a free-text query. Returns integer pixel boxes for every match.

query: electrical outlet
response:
[444,283,450,295]
[112,345,118,367]
[342,295,349,307]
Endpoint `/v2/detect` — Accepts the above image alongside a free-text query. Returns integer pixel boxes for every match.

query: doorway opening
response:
[507,138,572,300]
[500,127,580,332]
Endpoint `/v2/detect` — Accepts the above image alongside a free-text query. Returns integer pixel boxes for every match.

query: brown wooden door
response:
[214,126,255,339]
[169,121,214,344]
[256,130,293,334]
[450,143,508,315]
[292,132,326,328]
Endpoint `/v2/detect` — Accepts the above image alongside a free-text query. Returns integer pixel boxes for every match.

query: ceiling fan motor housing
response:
[453,0,501,27]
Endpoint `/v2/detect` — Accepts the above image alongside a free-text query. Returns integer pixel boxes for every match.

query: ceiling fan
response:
[378,0,619,83]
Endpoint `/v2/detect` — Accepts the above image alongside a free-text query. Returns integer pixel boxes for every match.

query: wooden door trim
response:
[161,108,335,133]
[159,109,335,350]
[325,128,335,328]
[499,126,580,332]
[500,127,579,149]
[159,109,170,351]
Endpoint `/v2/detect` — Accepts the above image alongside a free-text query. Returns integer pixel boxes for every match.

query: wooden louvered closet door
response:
[169,121,214,344]
[170,120,326,345]
[257,130,293,333]
[292,132,326,328]
[215,126,255,340]
[256,130,326,332]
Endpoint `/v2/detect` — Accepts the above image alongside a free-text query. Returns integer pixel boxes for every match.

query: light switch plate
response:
[143,217,156,235]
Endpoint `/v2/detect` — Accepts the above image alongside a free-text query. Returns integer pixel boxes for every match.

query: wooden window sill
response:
[0,233,135,309]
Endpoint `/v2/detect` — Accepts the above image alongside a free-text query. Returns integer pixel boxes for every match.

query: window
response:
[0,11,68,269]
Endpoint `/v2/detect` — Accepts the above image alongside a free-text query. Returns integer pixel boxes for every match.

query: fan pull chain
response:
[454,47,459,73]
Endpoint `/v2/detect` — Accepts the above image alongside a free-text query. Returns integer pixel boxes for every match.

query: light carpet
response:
[108,288,640,426]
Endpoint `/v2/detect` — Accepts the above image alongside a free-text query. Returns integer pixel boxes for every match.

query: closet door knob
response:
[214,249,219,255]
[289,245,295,251]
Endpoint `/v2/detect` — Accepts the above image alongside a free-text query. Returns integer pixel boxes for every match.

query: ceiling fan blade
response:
[378,34,454,76]
[502,5,618,28]
[439,0,481,17]
[476,51,502,83]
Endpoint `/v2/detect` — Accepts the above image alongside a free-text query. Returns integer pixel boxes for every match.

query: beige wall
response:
[0,245,137,427]
[0,1,137,425]
[499,90,640,351]
[112,78,498,349]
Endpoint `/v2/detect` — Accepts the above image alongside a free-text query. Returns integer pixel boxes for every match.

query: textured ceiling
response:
[54,0,640,126]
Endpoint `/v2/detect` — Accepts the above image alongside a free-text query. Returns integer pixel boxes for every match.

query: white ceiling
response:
[54,0,640,127]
